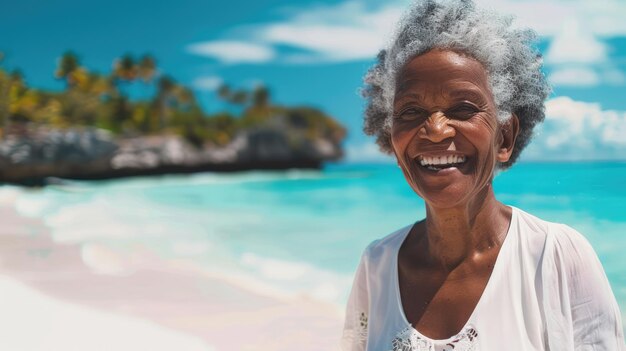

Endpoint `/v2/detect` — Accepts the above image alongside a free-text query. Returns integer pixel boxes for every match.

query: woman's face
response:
[391,49,517,208]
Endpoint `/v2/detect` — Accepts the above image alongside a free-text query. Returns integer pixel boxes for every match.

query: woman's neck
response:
[422,186,511,271]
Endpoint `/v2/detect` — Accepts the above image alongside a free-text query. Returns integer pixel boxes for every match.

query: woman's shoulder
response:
[512,206,593,254]
[362,223,414,262]
[512,207,603,286]
[520,208,625,348]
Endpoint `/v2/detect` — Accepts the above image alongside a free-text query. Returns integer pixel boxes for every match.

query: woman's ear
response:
[496,113,519,163]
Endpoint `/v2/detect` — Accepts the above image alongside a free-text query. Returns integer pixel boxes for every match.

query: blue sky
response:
[2,0,625,162]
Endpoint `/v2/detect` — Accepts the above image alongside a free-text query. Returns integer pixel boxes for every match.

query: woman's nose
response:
[418,111,455,143]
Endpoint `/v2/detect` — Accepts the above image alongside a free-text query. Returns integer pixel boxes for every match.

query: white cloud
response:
[345,142,395,163]
[478,0,626,37]
[545,18,607,65]
[262,24,383,61]
[567,0,626,37]
[186,40,275,64]
[258,2,402,62]
[522,97,626,161]
[548,67,600,87]
[186,1,402,65]
[602,68,626,85]
[476,1,626,88]
[191,76,223,91]
[184,0,626,75]
[531,7,621,87]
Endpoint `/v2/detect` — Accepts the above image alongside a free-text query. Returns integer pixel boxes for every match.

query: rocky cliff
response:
[0,122,344,185]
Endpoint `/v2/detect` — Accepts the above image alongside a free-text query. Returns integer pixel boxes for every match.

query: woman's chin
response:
[421,195,467,210]
[414,187,470,209]
[415,180,495,210]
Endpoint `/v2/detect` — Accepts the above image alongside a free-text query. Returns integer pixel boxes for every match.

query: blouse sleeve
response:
[543,224,625,351]
[341,248,370,351]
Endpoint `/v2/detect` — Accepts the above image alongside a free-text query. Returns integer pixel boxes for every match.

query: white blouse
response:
[341,206,625,351]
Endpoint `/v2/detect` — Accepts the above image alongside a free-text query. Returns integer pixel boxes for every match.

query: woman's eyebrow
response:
[393,92,426,105]
[395,78,425,96]
[448,89,488,104]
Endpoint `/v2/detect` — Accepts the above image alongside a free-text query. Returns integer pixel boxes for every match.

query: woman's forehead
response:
[394,80,493,105]
[395,50,492,100]
[397,50,488,85]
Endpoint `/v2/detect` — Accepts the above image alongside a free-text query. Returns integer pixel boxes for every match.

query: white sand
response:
[0,197,343,350]
[0,276,212,351]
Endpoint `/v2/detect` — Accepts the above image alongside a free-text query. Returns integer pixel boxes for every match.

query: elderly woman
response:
[342,1,625,350]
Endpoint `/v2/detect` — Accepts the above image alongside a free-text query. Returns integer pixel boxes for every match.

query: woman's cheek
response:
[390,128,408,160]
[391,121,421,152]
[476,149,498,186]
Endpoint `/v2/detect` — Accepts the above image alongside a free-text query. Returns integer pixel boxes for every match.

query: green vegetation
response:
[0,51,346,148]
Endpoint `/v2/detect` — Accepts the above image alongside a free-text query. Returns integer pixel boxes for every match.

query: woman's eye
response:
[394,108,428,121]
[446,104,479,120]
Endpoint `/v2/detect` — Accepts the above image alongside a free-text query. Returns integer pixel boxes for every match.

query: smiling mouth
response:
[417,154,467,171]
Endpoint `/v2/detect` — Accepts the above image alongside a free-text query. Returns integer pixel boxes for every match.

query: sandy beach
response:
[0,193,343,350]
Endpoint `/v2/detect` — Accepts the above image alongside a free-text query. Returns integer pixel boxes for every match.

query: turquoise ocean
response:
[2,162,625,323]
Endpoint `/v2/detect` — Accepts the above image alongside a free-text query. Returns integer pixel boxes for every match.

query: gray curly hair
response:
[362,0,551,169]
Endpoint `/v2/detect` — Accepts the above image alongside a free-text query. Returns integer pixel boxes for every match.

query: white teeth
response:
[419,155,466,167]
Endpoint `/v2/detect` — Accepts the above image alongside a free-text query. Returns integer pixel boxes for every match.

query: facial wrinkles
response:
[391,130,420,196]
[471,112,500,189]
[418,111,452,142]
[449,87,490,109]
[390,114,423,196]
[391,49,502,205]
[394,108,498,201]
[394,81,492,119]
[393,112,455,199]
[396,52,490,96]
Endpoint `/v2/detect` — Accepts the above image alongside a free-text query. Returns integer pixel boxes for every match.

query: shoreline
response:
[1,159,325,187]
[0,194,343,350]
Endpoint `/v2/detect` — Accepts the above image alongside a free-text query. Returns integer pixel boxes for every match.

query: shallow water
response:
[3,162,625,319]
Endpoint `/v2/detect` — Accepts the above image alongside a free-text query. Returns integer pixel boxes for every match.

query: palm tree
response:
[0,69,8,135]
[154,75,176,130]
[230,90,248,106]
[217,84,231,101]
[112,54,137,82]
[137,54,156,83]
[216,83,250,106]
[252,85,269,108]
[55,51,81,87]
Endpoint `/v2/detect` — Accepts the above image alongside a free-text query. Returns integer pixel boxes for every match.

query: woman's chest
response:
[398,271,491,340]
[397,249,498,340]
[368,258,547,351]
[368,286,546,351]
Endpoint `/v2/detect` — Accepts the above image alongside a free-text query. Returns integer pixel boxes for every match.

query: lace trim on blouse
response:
[390,325,478,351]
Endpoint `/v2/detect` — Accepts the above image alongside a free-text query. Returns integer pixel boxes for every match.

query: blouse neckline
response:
[391,205,518,344]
